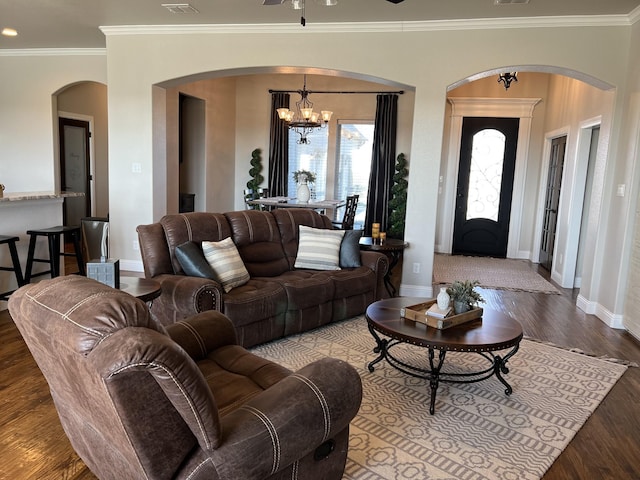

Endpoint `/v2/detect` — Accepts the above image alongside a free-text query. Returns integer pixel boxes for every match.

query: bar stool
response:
[0,235,25,301]
[24,226,86,282]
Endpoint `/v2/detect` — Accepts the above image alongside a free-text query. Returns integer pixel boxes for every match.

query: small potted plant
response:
[446,280,485,314]
[292,169,317,185]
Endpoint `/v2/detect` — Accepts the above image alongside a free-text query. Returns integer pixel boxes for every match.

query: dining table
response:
[246,196,346,217]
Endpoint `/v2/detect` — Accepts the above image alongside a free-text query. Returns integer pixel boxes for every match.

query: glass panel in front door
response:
[466,129,505,222]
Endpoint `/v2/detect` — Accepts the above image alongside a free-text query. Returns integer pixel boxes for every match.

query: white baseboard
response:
[399,283,432,298]
[576,294,626,329]
[119,259,144,273]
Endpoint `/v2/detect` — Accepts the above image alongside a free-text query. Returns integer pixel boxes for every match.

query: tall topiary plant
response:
[246,148,264,198]
[388,152,408,239]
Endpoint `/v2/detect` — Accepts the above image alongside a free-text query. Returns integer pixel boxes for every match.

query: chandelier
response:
[277,76,333,144]
[498,72,518,90]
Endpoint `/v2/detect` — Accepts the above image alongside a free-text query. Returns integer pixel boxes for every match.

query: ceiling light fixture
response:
[276,75,333,145]
[498,72,518,90]
[1,28,18,37]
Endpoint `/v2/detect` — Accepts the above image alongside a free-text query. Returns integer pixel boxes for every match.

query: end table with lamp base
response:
[359,236,408,297]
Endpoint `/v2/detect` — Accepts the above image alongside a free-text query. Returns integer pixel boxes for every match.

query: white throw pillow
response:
[294,225,345,271]
[202,237,250,293]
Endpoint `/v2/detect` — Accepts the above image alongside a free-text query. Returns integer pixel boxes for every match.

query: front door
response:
[539,136,567,271]
[452,117,520,257]
[59,117,91,225]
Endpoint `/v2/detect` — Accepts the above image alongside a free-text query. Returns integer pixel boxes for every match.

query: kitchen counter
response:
[0,191,84,308]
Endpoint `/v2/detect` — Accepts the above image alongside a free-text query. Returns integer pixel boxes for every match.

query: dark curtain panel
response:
[364,94,398,234]
[268,92,290,197]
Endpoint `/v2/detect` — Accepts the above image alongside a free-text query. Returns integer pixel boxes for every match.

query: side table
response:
[359,236,408,297]
[118,276,161,304]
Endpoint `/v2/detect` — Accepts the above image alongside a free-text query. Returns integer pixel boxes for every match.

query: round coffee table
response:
[366,297,523,414]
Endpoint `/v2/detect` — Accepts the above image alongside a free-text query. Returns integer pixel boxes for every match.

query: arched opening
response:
[151,68,415,219]
[437,68,615,306]
[53,81,109,220]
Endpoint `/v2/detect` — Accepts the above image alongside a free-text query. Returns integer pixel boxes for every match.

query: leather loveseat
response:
[9,276,362,479]
[137,208,388,347]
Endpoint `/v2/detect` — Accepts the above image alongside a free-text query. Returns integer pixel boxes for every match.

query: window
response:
[335,123,374,228]
[467,128,505,222]
[286,121,374,227]
[287,128,328,200]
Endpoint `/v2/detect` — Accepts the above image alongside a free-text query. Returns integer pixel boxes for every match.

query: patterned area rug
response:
[251,317,627,480]
[433,254,560,294]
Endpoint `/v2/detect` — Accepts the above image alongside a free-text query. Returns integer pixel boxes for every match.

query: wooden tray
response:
[400,300,483,330]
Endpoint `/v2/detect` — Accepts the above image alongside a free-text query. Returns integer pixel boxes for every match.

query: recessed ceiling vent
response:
[161,3,199,14]
[494,0,530,4]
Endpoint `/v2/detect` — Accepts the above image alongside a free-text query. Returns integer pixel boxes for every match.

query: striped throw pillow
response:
[202,237,250,293]
[294,225,345,271]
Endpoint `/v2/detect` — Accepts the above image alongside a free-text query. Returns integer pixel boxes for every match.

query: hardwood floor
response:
[1,265,639,479]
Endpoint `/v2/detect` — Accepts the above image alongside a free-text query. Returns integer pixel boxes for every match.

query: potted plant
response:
[246,148,264,197]
[388,152,408,239]
[292,169,317,185]
[446,280,485,314]
[292,169,316,203]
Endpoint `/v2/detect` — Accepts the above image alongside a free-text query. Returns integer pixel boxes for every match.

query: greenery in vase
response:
[246,148,264,197]
[292,169,316,184]
[446,280,484,309]
[388,152,408,239]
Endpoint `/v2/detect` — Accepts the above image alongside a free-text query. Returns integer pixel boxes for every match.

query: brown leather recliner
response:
[9,276,362,480]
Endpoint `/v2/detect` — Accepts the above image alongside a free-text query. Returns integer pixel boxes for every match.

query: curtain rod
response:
[269,89,404,95]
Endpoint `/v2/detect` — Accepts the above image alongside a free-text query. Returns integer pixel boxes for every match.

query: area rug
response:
[251,316,627,480]
[433,254,560,294]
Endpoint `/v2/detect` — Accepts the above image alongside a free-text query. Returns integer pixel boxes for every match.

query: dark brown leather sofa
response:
[137,209,388,347]
[9,276,362,480]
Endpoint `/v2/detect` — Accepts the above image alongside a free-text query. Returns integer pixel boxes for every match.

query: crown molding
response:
[99,14,632,37]
[0,48,106,57]
[630,5,640,24]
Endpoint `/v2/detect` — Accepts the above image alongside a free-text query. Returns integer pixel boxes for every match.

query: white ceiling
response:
[1,0,639,50]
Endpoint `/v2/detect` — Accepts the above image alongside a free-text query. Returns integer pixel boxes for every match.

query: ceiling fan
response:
[263,0,405,25]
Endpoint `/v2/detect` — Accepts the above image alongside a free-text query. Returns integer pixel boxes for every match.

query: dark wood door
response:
[539,136,567,271]
[452,117,519,257]
[59,117,91,225]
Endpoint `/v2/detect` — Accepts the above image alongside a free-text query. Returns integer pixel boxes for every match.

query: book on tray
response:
[426,303,452,318]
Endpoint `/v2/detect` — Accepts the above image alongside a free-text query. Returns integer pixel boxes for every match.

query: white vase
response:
[437,287,450,310]
[297,181,311,203]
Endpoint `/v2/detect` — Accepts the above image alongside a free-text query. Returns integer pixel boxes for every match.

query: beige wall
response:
[623,19,640,338]
[0,52,107,192]
[2,21,639,330]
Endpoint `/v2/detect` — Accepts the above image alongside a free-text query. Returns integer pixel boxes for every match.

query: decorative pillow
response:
[202,237,251,293]
[340,229,363,268]
[294,225,345,271]
[175,241,216,279]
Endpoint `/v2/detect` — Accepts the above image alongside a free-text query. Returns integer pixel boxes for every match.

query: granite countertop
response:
[0,191,84,203]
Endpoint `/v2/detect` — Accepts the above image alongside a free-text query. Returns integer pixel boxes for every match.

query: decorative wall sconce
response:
[498,72,518,90]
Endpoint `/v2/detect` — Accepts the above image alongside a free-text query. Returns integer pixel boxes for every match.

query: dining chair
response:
[332,194,359,230]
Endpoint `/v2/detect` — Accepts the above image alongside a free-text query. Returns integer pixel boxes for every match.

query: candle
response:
[371,223,380,240]
[379,232,386,244]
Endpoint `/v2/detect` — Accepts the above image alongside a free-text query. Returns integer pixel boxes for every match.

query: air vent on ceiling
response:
[494,0,530,4]
[161,3,199,14]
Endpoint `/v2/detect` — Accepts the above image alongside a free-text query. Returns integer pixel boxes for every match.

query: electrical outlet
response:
[413,262,420,274]
[131,162,142,173]
[133,240,139,251]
